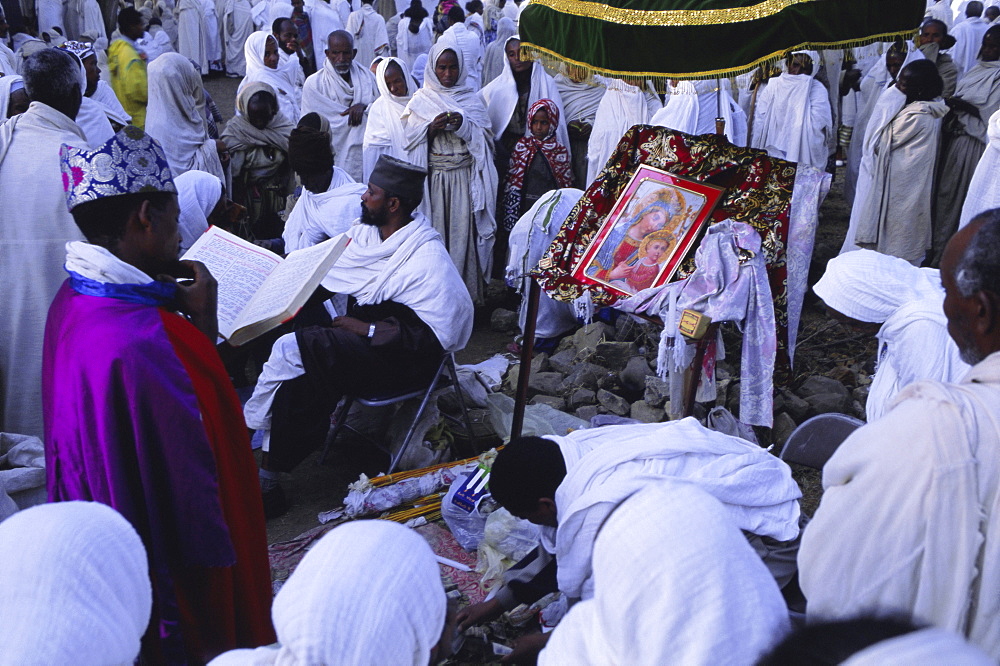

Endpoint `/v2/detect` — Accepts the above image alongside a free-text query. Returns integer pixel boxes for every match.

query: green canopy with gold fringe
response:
[518,0,926,83]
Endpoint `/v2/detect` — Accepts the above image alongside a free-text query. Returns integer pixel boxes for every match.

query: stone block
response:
[575,404,601,422]
[528,371,565,396]
[530,352,550,374]
[620,355,655,393]
[772,412,797,446]
[630,400,665,423]
[805,392,849,416]
[548,349,578,374]
[597,389,630,416]
[644,375,670,408]
[780,389,810,423]
[571,322,614,353]
[568,388,596,409]
[797,375,850,400]
[593,341,639,371]
[560,362,604,392]
[490,308,519,332]
[530,395,566,411]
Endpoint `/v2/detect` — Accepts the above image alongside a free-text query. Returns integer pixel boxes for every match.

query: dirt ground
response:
[205,74,864,538]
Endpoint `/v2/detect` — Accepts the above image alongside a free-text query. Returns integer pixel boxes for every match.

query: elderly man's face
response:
[941,222,987,365]
[326,34,355,74]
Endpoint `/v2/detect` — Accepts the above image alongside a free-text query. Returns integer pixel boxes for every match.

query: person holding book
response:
[43,127,276,663]
[244,154,474,517]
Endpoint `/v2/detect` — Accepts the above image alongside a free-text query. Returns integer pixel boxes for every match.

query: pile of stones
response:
[492,307,870,445]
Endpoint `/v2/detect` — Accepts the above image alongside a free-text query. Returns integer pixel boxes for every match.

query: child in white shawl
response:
[145,52,226,181]
[539,482,790,666]
[208,520,449,665]
[238,31,301,124]
[0,502,152,666]
[401,40,498,305]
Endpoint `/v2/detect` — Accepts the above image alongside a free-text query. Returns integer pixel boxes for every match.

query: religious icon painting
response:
[572,165,725,299]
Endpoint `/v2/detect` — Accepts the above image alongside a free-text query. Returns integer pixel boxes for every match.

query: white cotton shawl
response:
[283,166,365,252]
[238,31,301,123]
[651,78,747,145]
[301,56,378,181]
[586,76,649,184]
[211,521,446,666]
[346,3,389,70]
[64,49,115,147]
[814,250,969,421]
[480,17,515,85]
[950,16,990,76]
[175,0,208,74]
[0,502,152,666]
[395,15,433,73]
[752,71,831,168]
[305,0,349,64]
[175,170,223,253]
[538,482,790,666]
[402,39,497,217]
[799,353,1000,659]
[145,53,226,181]
[479,36,570,152]
[0,75,23,118]
[0,41,16,75]
[441,21,482,89]
[320,213,474,351]
[960,106,1000,228]
[952,60,1000,142]
[545,418,802,601]
[91,79,132,125]
[363,56,420,182]
[553,72,605,125]
[506,188,581,338]
[222,0,254,77]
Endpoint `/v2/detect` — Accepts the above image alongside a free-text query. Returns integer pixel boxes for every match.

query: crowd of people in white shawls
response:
[8,0,1000,662]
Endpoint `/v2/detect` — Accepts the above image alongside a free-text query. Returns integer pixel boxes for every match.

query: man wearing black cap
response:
[245,154,475,516]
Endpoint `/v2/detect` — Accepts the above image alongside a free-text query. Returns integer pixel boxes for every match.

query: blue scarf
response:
[67,270,179,307]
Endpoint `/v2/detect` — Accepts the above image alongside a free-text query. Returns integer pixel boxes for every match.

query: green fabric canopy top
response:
[519,0,927,81]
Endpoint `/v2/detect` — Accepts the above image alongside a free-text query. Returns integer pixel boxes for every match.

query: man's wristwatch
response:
[367,323,376,339]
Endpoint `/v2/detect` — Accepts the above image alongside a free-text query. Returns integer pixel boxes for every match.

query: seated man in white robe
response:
[814,249,970,422]
[752,50,833,170]
[456,420,803,660]
[799,210,1000,660]
[244,155,474,517]
[301,29,378,181]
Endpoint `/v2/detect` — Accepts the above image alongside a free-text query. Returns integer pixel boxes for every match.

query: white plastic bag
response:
[476,508,541,586]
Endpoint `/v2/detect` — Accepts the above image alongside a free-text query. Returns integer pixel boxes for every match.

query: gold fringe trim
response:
[530,0,819,27]
[520,29,917,84]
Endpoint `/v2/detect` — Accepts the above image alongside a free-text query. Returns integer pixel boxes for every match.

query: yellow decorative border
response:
[529,0,818,27]
[521,29,918,81]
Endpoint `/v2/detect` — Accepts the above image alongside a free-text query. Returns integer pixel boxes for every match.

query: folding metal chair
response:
[779,413,865,470]
[319,352,477,473]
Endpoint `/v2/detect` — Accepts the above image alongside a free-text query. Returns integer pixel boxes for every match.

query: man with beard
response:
[799,211,1000,660]
[244,155,474,516]
[301,30,378,181]
[273,16,313,84]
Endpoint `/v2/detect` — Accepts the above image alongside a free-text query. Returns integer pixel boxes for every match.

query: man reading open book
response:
[245,154,475,517]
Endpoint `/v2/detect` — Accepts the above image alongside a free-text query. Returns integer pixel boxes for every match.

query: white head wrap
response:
[539,481,790,665]
[814,249,944,322]
[0,502,151,665]
[175,170,223,253]
[272,520,446,665]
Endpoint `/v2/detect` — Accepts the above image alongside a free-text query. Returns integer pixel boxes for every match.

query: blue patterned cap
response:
[60,126,176,211]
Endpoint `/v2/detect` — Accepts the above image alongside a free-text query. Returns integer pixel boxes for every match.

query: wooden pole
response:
[510,278,541,440]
